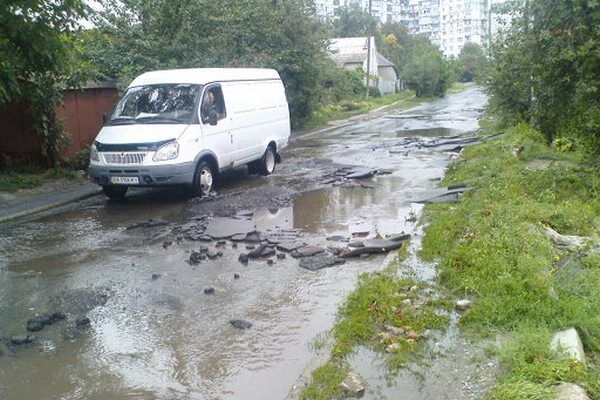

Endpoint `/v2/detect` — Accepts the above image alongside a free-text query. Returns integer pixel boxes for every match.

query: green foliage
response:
[486,381,554,400]
[303,90,414,129]
[485,328,600,400]
[403,37,450,97]
[300,362,347,400]
[329,4,378,38]
[454,42,487,83]
[0,172,42,192]
[487,0,600,148]
[81,0,337,128]
[0,1,92,165]
[332,270,448,366]
[552,137,575,153]
[378,22,413,73]
[378,24,450,97]
[67,146,91,170]
[301,257,451,400]
[420,126,600,399]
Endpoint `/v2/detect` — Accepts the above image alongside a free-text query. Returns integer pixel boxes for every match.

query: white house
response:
[328,36,400,94]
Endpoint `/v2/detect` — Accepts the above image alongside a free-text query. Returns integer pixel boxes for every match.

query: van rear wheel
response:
[102,185,128,199]
[254,146,276,176]
[191,160,215,197]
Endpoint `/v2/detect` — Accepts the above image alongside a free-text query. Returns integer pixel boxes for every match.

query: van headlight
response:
[90,144,100,162]
[153,142,179,161]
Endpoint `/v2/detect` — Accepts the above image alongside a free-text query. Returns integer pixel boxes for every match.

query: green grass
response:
[0,173,43,192]
[303,82,476,130]
[419,123,600,399]
[446,81,476,95]
[303,91,417,129]
[0,164,81,192]
[300,249,451,400]
[300,362,348,400]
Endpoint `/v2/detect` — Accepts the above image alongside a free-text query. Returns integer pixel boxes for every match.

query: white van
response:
[89,68,290,199]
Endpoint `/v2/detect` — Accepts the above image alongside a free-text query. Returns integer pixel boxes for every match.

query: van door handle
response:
[230,132,233,144]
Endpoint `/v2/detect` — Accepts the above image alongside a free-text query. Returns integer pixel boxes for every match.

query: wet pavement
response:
[0,87,487,400]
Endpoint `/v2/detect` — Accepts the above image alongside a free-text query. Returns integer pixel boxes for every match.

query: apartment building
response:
[317,0,495,57]
[439,0,491,57]
[315,0,403,24]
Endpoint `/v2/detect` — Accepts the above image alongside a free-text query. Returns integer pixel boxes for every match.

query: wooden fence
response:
[0,82,118,163]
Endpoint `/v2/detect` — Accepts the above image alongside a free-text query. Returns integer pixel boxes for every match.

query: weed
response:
[420,125,600,399]
[0,173,42,192]
[303,91,416,129]
[301,259,450,399]
[300,362,347,400]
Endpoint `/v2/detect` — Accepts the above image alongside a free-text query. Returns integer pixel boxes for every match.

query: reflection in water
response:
[0,88,486,400]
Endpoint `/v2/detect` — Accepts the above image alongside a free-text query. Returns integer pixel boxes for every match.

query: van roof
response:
[129,68,281,87]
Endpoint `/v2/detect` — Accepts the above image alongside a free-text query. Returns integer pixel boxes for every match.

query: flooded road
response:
[0,87,486,400]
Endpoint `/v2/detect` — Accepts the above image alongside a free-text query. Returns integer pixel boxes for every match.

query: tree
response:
[377,23,450,98]
[404,39,450,97]
[377,22,412,72]
[329,4,378,38]
[487,0,600,147]
[82,0,334,127]
[455,42,487,83]
[0,0,89,164]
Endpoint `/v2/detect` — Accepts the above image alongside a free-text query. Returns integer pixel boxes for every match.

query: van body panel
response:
[220,79,290,163]
[95,124,188,146]
[89,162,195,187]
[130,68,281,87]
[89,68,291,190]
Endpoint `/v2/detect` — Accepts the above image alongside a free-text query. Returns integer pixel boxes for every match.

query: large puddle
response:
[0,87,487,399]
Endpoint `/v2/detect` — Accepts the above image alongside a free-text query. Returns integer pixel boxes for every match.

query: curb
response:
[0,187,102,224]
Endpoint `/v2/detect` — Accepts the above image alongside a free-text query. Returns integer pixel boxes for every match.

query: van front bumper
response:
[89,162,195,186]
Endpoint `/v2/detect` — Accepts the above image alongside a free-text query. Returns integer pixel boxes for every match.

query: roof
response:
[129,68,281,87]
[376,53,395,68]
[329,37,370,66]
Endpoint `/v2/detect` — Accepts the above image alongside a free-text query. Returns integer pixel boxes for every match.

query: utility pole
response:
[365,0,373,99]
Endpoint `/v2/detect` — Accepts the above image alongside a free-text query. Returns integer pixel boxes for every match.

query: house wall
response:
[378,66,398,94]
[361,36,379,78]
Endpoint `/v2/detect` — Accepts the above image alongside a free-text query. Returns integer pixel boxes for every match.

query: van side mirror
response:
[102,113,110,125]
[208,109,218,126]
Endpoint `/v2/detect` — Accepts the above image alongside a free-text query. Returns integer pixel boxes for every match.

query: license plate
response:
[110,176,139,185]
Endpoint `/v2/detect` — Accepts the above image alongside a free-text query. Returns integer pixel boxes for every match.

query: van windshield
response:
[110,84,202,125]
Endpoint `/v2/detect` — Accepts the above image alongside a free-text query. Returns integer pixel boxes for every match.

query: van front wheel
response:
[254,146,276,176]
[191,160,215,197]
[102,185,128,199]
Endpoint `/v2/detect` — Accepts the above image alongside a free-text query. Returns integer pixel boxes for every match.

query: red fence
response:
[0,82,118,163]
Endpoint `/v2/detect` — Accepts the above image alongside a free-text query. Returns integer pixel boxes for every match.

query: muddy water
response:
[0,87,486,399]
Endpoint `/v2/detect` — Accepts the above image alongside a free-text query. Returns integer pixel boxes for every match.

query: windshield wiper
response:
[134,116,185,124]
[108,118,136,125]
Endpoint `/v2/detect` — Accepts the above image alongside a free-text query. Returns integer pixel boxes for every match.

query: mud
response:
[0,87,487,399]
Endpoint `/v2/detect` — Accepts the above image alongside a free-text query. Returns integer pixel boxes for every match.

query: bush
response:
[487,0,600,147]
[367,86,381,98]
[67,146,91,170]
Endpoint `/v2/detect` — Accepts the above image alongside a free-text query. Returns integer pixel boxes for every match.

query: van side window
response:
[201,86,226,124]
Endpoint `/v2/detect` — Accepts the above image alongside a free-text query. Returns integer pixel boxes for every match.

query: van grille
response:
[102,152,147,165]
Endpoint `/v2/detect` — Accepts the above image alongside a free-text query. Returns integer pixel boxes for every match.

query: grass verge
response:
[420,123,600,399]
[446,81,476,95]
[303,82,473,130]
[300,252,451,400]
[302,91,416,130]
[0,165,81,192]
